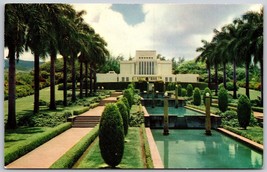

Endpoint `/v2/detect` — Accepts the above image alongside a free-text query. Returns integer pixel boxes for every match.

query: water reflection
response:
[152,129,263,169]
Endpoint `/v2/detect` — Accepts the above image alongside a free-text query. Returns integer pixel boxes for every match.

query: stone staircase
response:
[111,91,123,97]
[98,92,122,106]
[72,116,100,128]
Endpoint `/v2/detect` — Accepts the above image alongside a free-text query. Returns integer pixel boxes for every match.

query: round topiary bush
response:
[218,87,228,112]
[181,88,187,97]
[116,100,129,136]
[123,89,134,107]
[99,103,124,168]
[187,84,193,97]
[193,87,201,106]
[237,95,251,129]
[203,87,212,106]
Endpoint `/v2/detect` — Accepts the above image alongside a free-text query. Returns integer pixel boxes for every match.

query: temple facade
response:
[97,50,199,83]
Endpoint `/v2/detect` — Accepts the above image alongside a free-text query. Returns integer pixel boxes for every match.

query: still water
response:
[146,107,203,116]
[152,129,263,169]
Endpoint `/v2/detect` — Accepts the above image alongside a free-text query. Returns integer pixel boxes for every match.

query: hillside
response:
[4,59,44,71]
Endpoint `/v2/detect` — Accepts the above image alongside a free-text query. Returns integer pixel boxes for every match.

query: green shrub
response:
[121,97,130,115]
[5,123,72,165]
[167,82,176,91]
[89,102,99,109]
[193,87,201,106]
[252,106,263,113]
[73,107,90,116]
[203,87,212,106]
[186,84,193,97]
[181,88,187,97]
[218,87,228,112]
[226,81,239,91]
[116,100,129,136]
[50,125,99,168]
[58,83,72,90]
[141,124,154,168]
[237,95,251,129]
[99,103,124,168]
[123,89,134,107]
[178,84,182,96]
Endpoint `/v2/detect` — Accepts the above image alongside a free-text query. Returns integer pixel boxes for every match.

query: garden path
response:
[5,128,92,169]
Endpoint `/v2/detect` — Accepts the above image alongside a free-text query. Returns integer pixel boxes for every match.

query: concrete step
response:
[72,116,100,128]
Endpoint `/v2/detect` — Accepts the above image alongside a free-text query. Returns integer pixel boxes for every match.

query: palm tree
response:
[24,4,51,114]
[242,9,263,105]
[196,40,213,89]
[5,4,27,129]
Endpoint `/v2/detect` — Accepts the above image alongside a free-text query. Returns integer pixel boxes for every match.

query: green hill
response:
[4,59,44,71]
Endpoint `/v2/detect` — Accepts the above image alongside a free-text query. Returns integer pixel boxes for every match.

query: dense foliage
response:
[186,84,193,97]
[123,89,134,107]
[218,87,228,112]
[116,100,129,136]
[237,95,251,129]
[99,103,124,168]
[193,87,201,106]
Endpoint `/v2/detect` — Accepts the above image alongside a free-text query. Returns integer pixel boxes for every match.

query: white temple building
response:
[97,50,199,83]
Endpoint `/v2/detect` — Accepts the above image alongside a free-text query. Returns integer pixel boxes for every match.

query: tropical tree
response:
[5,4,27,129]
[24,4,51,114]
[241,9,263,104]
[196,40,212,88]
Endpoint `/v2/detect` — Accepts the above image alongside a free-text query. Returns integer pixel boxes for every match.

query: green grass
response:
[224,126,263,145]
[50,125,99,168]
[75,127,144,169]
[228,87,261,100]
[5,122,72,165]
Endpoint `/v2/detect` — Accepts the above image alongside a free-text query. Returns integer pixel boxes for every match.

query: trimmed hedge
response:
[141,124,154,168]
[193,87,201,106]
[50,125,99,168]
[99,103,124,168]
[5,122,72,165]
[116,100,129,136]
[187,84,193,97]
[218,87,228,112]
[58,83,72,90]
[237,95,251,129]
[73,107,90,116]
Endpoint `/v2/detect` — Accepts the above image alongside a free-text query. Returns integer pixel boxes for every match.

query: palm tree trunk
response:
[89,63,93,95]
[63,55,68,106]
[93,68,97,93]
[245,59,250,99]
[207,63,211,89]
[79,61,83,98]
[233,58,237,99]
[34,53,40,114]
[71,53,76,102]
[85,62,89,97]
[260,60,263,106]
[49,51,56,110]
[7,46,17,129]
[223,62,227,88]
[214,64,218,96]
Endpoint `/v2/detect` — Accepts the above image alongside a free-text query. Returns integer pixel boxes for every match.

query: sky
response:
[3,3,262,61]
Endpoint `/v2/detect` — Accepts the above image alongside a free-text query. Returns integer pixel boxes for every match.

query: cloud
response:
[73,4,259,60]
[4,3,261,62]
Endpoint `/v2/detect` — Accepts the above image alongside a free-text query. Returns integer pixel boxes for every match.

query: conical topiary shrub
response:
[187,84,193,97]
[193,87,201,106]
[237,95,251,130]
[218,87,228,112]
[116,100,129,136]
[99,103,124,168]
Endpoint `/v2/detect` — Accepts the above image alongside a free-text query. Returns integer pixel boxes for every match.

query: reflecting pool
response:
[152,129,263,169]
[146,107,204,116]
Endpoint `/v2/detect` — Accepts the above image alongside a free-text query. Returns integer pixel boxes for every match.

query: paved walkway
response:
[6,128,92,169]
[79,106,105,117]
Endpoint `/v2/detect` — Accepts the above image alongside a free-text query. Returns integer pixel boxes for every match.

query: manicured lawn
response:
[228,87,261,100]
[75,127,145,169]
[5,127,50,149]
[224,126,263,144]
